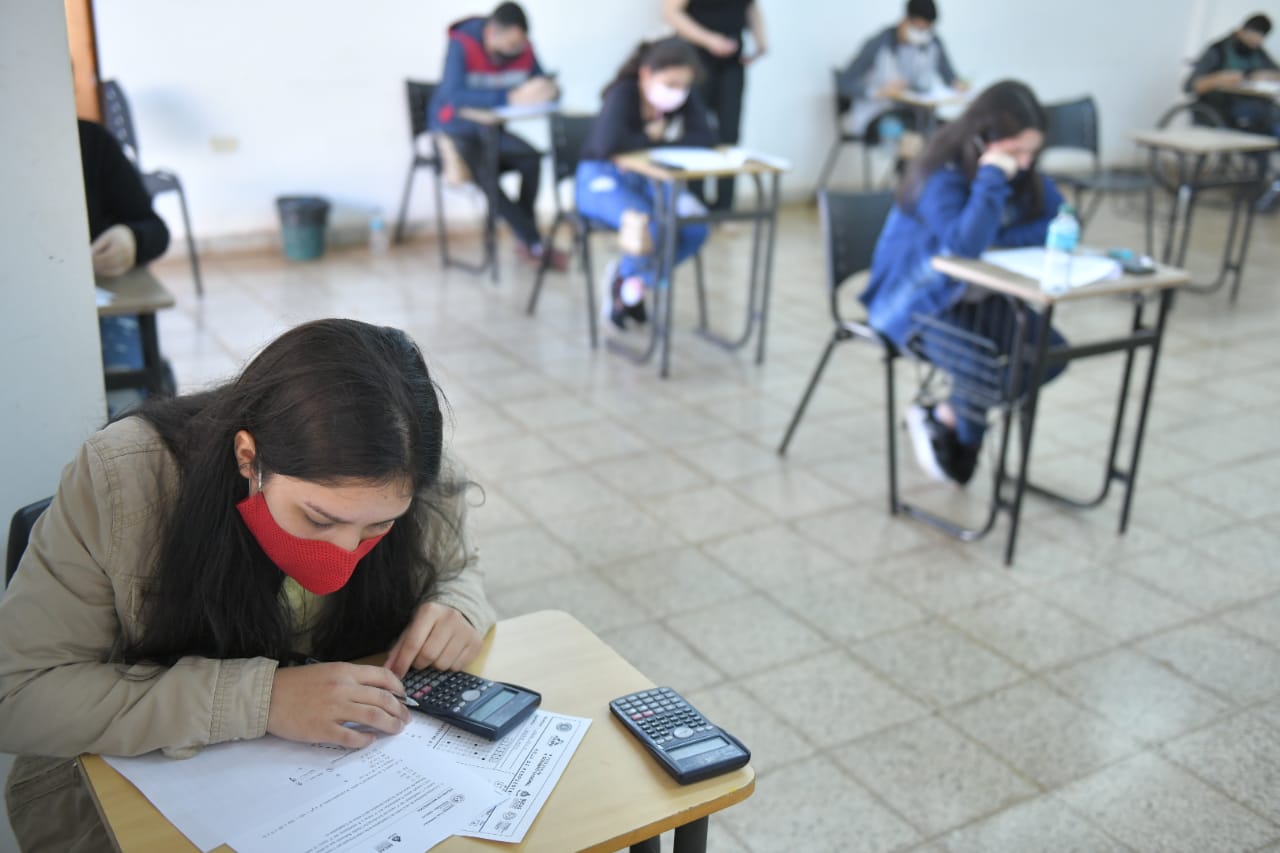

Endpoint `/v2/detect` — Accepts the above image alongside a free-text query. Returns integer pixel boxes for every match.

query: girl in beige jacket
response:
[0,319,497,851]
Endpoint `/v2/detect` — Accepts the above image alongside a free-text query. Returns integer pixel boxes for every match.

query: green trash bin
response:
[276,196,330,261]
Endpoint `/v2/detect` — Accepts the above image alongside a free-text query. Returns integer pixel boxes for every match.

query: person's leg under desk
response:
[452,131,543,250]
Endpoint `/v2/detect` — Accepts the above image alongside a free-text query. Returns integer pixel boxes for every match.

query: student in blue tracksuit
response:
[576,38,715,330]
[428,2,564,268]
[861,80,1067,485]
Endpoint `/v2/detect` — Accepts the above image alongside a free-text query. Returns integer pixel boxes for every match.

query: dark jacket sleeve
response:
[1254,47,1279,72]
[1185,43,1225,93]
[89,123,170,266]
[935,37,958,85]
[438,38,507,110]
[676,89,718,148]
[838,32,885,98]
[587,84,653,158]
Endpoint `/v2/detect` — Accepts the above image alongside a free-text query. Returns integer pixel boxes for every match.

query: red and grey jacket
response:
[428,16,544,135]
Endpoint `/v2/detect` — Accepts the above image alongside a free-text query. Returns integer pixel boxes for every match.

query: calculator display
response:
[668,735,730,760]
[473,688,516,721]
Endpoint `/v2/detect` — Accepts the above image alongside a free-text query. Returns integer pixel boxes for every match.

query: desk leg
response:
[138,313,164,395]
[659,180,681,378]
[1118,289,1173,532]
[1225,181,1262,303]
[1004,306,1055,567]
[673,817,709,853]
[484,125,500,284]
[754,172,781,365]
[630,838,660,853]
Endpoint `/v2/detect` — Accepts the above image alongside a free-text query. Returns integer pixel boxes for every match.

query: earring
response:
[257,471,263,492]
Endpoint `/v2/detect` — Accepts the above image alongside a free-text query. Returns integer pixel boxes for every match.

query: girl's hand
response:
[385,603,483,677]
[267,663,410,749]
[978,148,1019,179]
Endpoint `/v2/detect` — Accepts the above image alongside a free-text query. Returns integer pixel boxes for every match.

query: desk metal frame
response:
[606,164,782,378]
[897,261,1183,565]
[1138,130,1276,301]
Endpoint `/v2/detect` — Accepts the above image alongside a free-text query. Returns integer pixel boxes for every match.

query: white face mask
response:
[904,26,932,47]
[645,82,690,114]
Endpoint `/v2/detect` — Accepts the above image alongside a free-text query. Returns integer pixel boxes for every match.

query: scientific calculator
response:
[610,687,750,784]
[403,668,540,740]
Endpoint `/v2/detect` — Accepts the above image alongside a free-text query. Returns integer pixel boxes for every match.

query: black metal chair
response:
[394,80,454,266]
[6,498,52,585]
[777,190,899,510]
[815,69,874,194]
[1041,96,1155,246]
[100,80,204,298]
[527,114,709,349]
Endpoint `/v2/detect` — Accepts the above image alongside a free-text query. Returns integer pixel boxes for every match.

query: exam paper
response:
[95,287,114,306]
[490,102,560,120]
[226,733,496,853]
[105,724,499,852]
[430,711,592,842]
[981,247,1121,290]
[649,147,744,172]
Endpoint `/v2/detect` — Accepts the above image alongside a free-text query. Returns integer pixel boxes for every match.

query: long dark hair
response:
[602,36,704,98]
[120,319,461,666]
[898,80,1048,216]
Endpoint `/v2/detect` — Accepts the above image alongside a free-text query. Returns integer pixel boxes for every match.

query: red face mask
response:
[236,491,388,595]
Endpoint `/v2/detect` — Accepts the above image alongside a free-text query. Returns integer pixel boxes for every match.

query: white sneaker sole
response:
[905,405,948,483]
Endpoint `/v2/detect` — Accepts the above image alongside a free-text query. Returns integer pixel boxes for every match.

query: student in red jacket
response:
[428,3,565,269]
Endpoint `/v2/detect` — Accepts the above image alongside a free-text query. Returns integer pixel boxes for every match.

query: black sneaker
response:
[905,404,979,486]
[626,297,648,325]
[600,260,627,331]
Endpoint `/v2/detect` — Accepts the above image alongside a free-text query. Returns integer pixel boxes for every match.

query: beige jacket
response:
[0,417,496,851]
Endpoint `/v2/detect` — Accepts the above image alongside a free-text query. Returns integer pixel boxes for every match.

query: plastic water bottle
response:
[368,210,390,255]
[876,113,905,154]
[1041,203,1080,296]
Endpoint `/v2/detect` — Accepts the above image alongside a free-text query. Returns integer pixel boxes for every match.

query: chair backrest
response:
[100,79,141,164]
[406,80,439,141]
[831,68,853,119]
[1042,96,1099,160]
[549,113,595,184]
[819,190,896,322]
[6,497,52,585]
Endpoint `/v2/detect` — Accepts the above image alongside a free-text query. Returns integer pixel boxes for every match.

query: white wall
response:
[0,0,108,553]
[94,0,1257,245]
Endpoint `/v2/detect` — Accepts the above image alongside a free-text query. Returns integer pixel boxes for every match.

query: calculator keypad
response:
[403,669,493,714]
[614,687,714,744]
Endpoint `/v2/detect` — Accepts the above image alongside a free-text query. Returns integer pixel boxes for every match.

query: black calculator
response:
[403,668,541,740]
[610,687,751,784]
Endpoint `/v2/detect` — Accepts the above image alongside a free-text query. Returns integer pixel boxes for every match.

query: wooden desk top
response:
[81,610,755,853]
[1131,126,1279,155]
[457,103,560,127]
[931,255,1188,307]
[96,267,176,318]
[614,147,784,181]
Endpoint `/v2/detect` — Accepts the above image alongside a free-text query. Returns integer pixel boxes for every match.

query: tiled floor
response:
[13,192,1280,851]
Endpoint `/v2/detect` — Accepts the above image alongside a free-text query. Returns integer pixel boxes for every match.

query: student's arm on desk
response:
[439,37,508,109]
[386,477,497,676]
[93,121,170,266]
[0,440,275,759]
[594,84,656,157]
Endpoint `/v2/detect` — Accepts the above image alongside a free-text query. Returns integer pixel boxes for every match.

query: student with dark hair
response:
[861,81,1068,485]
[838,0,967,164]
[0,319,495,851]
[576,38,716,330]
[663,0,769,212]
[428,2,566,268]
[1186,13,1280,135]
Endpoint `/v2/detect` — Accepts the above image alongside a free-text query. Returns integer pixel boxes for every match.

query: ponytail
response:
[602,37,704,98]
